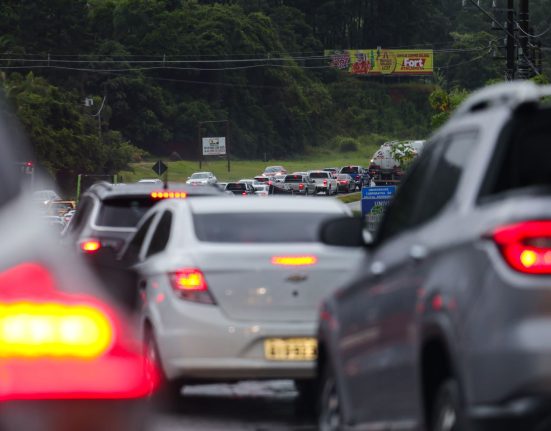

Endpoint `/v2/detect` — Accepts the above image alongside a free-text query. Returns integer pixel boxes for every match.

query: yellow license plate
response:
[264,338,318,361]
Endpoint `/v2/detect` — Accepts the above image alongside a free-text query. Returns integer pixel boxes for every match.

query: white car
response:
[122,197,364,401]
[186,172,217,186]
[308,170,338,195]
[254,185,270,197]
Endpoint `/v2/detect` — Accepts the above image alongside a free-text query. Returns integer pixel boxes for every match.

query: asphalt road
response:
[150,380,316,431]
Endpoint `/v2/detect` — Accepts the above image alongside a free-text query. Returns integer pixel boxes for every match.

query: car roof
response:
[186,196,349,214]
[84,182,222,200]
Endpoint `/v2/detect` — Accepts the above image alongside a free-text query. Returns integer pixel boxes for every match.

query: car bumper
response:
[150,303,318,381]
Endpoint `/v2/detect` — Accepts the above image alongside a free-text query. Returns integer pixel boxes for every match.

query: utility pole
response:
[517,0,531,79]
[506,0,516,80]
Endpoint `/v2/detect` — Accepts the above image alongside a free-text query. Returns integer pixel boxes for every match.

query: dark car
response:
[317,82,551,431]
[225,182,255,195]
[339,165,370,190]
[336,174,356,193]
[63,182,223,255]
[0,100,155,431]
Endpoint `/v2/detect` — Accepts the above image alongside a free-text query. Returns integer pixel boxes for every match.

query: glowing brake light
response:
[0,302,113,359]
[79,239,101,254]
[323,180,328,186]
[151,191,187,200]
[170,269,215,305]
[272,256,318,267]
[299,183,305,190]
[492,221,551,274]
[0,263,159,401]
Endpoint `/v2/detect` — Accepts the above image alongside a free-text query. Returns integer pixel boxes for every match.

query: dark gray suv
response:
[317,82,551,431]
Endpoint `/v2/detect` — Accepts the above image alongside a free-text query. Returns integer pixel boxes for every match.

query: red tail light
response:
[299,183,304,190]
[340,181,347,184]
[170,269,215,305]
[0,263,158,401]
[493,221,551,275]
[80,239,101,254]
[323,180,328,186]
[242,192,247,196]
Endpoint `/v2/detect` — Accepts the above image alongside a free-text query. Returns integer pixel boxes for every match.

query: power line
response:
[516,22,551,38]
[435,49,493,70]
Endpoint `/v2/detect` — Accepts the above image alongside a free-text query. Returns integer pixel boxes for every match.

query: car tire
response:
[318,359,342,431]
[145,330,184,411]
[431,380,467,431]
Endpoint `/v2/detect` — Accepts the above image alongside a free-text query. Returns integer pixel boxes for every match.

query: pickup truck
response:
[283,174,316,195]
[339,166,371,191]
[308,171,338,196]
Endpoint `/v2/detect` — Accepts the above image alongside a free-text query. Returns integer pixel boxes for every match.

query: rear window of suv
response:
[193,212,339,243]
[226,183,246,191]
[285,176,304,183]
[96,196,153,227]
[309,172,329,179]
[340,167,359,174]
[479,107,551,200]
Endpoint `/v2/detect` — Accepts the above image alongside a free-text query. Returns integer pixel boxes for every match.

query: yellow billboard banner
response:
[325,49,434,76]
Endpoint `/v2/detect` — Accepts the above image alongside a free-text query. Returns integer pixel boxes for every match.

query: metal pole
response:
[518,0,530,79]
[198,122,202,170]
[507,0,516,80]
[76,174,82,203]
[226,120,231,173]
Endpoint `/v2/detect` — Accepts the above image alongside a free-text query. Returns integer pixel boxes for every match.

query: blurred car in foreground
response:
[121,197,364,404]
[0,105,156,431]
[186,172,218,186]
[317,82,551,431]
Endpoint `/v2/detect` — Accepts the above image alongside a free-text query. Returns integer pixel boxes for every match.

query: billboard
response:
[202,137,226,156]
[325,49,434,76]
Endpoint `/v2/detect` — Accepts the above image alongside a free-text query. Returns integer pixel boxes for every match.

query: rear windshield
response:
[337,175,350,180]
[285,176,304,183]
[309,172,329,179]
[193,212,340,243]
[96,197,153,227]
[226,183,246,191]
[340,167,359,174]
[479,108,551,200]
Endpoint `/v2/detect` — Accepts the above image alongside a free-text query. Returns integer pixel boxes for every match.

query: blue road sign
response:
[361,186,397,218]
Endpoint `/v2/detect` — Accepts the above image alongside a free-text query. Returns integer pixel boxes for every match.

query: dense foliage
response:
[0,0,549,182]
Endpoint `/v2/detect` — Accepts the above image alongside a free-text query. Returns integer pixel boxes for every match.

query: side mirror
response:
[320,217,369,247]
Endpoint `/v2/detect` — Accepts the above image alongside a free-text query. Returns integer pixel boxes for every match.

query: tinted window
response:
[122,214,155,264]
[340,167,359,174]
[194,212,340,243]
[414,132,477,225]
[480,108,551,199]
[285,176,304,183]
[96,197,154,227]
[146,212,173,257]
[226,183,246,191]
[67,197,93,233]
[376,143,439,243]
[309,172,329,179]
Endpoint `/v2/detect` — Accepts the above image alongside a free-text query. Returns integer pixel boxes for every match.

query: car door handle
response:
[410,245,428,262]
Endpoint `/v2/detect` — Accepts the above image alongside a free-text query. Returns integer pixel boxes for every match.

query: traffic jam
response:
[1,81,551,431]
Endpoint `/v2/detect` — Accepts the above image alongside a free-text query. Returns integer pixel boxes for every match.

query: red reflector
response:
[493,221,551,274]
[242,192,247,196]
[0,263,158,401]
[80,239,101,254]
[272,256,318,266]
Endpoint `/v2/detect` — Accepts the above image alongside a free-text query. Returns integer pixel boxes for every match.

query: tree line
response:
[0,0,548,183]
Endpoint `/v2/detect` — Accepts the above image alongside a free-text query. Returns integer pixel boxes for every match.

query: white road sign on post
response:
[202,137,227,156]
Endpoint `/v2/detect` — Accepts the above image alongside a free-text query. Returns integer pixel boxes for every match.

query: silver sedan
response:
[121,197,364,401]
